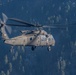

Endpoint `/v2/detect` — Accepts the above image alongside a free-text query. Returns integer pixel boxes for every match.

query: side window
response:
[46,35,48,37]
[30,37,32,40]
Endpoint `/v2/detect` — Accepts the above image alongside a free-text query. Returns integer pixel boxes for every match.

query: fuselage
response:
[4,30,55,47]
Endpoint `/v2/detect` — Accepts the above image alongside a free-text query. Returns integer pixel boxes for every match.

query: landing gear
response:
[47,46,51,51]
[31,46,36,51]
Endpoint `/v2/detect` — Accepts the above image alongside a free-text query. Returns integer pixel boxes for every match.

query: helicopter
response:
[0,13,56,51]
[0,13,75,51]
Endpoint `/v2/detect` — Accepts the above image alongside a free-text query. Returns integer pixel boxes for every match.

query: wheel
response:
[31,46,36,51]
[47,46,51,51]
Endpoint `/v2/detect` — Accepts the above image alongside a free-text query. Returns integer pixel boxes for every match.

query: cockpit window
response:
[48,38,51,41]
[41,35,46,41]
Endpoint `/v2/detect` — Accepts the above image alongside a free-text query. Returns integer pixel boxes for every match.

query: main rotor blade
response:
[42,24,76,29]
[6,24,64,28]
[8,17,76,28]
[6,23,76,29]
[9,18,41,27]
[7,24,33,27]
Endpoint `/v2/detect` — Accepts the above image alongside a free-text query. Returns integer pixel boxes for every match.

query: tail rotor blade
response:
[0,18,3,28]
[5,25,12,34]
[2,13,8,24]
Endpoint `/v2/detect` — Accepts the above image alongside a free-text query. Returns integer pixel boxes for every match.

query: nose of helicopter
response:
[51,35,55,46]
[52,38,55,46]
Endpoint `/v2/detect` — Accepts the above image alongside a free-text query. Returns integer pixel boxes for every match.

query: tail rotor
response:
[0,13,12,34]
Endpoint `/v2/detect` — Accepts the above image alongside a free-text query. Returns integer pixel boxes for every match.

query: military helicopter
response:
[0,13,56,51]
[0,13,75,51]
